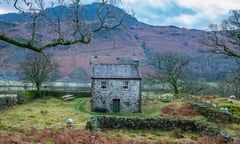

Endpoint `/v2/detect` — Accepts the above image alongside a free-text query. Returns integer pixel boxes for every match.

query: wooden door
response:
[112,99,120,112]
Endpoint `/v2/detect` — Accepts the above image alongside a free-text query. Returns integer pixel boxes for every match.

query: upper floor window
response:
[122,80,129,90]
[101,81,107,90]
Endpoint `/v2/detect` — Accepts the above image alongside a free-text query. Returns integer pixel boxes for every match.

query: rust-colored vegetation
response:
[0,128,153,144]
[1,128,239,144]
[0,128,239,144]
[202,95,217,100]
[161,102,199,117]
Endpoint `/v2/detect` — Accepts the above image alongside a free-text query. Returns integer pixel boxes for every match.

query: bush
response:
[85,116,100,131]
[17,91,34,104]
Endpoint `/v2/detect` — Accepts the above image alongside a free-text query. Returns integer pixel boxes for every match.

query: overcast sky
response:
[0,0,240,30]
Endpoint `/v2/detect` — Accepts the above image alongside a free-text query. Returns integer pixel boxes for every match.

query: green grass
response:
[207,97,240,117]
[3,94,237,131]
[0,95,171,131]
[77,95,206,122]
[0,103,201,143]
[77,96,169,118]
[0,97,91,130]
[0,92,206,132]
[1,94,240,143]
[218,123,240,136]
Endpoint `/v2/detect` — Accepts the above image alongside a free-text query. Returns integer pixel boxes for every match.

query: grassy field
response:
[0,97,90,129]
[0,95,171,130]
[0,96,200,143]
[1,94,240,143]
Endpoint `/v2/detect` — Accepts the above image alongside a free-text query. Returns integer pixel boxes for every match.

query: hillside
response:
[0,3,231,81]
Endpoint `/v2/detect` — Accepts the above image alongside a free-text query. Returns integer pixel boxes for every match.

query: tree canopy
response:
[148,53,189,94]
[19,52,54,96]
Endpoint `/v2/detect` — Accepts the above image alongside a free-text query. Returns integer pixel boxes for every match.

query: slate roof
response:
[91,64,141,79]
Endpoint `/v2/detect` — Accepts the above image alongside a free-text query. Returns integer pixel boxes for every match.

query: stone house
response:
[91,61,141,113]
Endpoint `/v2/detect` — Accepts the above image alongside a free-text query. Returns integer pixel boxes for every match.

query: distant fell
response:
[0,2,137,24]
[0,2,230,81]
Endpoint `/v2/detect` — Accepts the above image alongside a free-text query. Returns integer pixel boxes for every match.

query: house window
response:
[101,81,107,90]
[122,80,129,90]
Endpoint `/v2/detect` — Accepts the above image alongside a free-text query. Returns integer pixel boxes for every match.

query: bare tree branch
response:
[201,10,240,58]
[0,0,125,52]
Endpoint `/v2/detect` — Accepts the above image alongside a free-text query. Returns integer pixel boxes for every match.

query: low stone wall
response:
[35,90,91,98]
[0,96,18,110]
[0,92,34,110]
[0,91,91,110]
[191,101,240,124]
[85,116,234,141]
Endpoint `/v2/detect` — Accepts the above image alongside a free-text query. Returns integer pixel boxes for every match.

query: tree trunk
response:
[36,83,41,97]
[172,80,179,95]
[174,87,179,94]
[173,83,179,100]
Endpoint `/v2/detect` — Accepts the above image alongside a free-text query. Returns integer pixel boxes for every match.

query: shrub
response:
[85,116,100,131]
[17,91,34,104]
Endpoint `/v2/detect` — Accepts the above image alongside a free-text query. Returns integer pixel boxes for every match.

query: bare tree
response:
[19,52,54,97]
[0,49,11,80]
[217,79,240,98]
[180,79,207,95]
[202,10,240,58]
[0,0,124,52]
[148,53,189,95]
[201,10,240,80]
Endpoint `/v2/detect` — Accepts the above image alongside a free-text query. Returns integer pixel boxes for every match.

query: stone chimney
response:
[132,59,140,67]
[116,57,140,66]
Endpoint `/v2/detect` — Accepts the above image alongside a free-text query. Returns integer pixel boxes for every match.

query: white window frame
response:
[100,80,107,90]
[122,80,129,90]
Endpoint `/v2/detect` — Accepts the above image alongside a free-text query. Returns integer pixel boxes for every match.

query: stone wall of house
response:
[91,79,141,112]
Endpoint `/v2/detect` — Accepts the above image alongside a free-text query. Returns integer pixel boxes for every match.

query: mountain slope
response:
[0,3,228,81]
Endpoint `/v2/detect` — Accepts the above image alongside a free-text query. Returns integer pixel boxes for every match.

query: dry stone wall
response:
[0,96,18,110]
[86,116,236,142]
[191,101,240,124]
